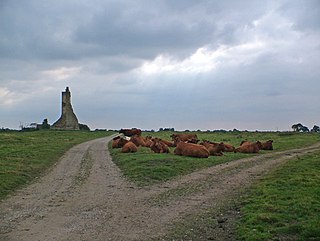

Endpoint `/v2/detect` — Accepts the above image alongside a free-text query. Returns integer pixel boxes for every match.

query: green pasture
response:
[0,130,113,200]
[110,131,320,186]
[236,151,320,241]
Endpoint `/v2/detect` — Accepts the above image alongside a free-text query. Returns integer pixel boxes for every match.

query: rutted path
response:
[1,135,320,241]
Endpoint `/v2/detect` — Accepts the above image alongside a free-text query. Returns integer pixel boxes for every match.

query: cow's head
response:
[256,141,263,149]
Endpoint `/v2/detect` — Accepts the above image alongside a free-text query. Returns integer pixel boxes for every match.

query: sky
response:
[1,0,319,131]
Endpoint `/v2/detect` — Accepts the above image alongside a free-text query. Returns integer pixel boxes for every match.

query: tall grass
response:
[0,130,113,200]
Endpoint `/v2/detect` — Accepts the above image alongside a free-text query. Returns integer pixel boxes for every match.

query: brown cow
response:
[260,140,274,150]
[240,140,252,146]
[130,135,147,147]
[143,136,153,147]
[221,142,235,152]
[150,138,170,153]
[112,136,129,148]
[121,141,138,153]
[174,141,209,158]
[119,128,142,137]
[235,141,262,153]
[171,133,199,145]
[160,139,175,147]
[240,140,263,148]
[200,141,225,156]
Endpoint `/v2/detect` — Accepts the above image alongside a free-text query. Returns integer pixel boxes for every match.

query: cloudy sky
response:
[1,0,319,131]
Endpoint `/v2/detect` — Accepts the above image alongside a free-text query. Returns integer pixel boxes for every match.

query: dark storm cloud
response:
[0,0,320,130]
[0,0,267,61]
[70,0,269,59]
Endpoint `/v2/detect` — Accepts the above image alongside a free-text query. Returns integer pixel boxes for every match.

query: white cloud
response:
[137,47,224,76]
[0,87,29,107]
[0,87,14,106]
[137,40,267,77]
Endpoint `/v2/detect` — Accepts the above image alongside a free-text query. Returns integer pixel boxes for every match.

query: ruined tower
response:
[52,87,80,130]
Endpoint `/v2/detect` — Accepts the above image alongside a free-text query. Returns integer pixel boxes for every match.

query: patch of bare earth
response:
[1,135,320,241]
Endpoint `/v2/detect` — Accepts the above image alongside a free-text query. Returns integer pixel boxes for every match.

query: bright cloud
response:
[138,47,226,75]
[137,40,267,76]
[0,87,27,107]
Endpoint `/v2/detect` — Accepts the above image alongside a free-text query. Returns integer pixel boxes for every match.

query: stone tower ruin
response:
[52,87,80,130]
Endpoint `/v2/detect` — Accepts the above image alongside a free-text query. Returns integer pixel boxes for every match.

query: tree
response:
[42,118,50,129]
[292,123,303,132]
[300,126,309,132]
[291,123,310,132]
[79,123,90,131]
[311,125,320,132]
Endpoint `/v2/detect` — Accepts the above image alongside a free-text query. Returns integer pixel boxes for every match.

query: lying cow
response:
[112,136,129,148]
[240,140,252,146]
[221,142,235,152]
[144,136,154,147]
[159,139,175,147]
[260,140,274,150]
[121,141,138,153]
[174,141,209,158]
[130,135,147,147]
[171,133,199,145]
[200,140,225,156]
[235,141,262,153]
[150,138,170,153]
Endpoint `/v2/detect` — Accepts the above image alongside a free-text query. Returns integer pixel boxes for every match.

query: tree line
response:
[291,123,320,133]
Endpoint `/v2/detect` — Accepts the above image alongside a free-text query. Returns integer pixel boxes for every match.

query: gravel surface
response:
[1,135,320,241]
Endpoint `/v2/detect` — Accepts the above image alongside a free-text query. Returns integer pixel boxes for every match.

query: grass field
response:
[0,130,113,200]
[236,150,320,241]
[110,131,320,186]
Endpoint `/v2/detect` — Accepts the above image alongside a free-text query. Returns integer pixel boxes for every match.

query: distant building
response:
[52,87,80,130]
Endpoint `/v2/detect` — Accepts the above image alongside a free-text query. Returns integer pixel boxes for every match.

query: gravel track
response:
[1,135,320,241]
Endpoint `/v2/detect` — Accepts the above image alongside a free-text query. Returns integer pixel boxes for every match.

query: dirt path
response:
[1,135,320,241]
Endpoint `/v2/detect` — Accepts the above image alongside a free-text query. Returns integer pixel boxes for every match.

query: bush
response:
[79,123,90,131]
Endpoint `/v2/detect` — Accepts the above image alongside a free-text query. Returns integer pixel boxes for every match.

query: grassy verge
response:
[236,151,320,241]
[0,130,114,200]
[110,131,320,186]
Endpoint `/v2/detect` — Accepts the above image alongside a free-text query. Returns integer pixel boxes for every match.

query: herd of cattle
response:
[112,128,274,158]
